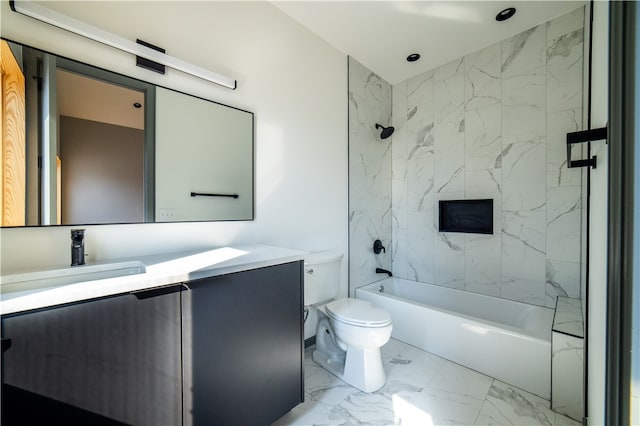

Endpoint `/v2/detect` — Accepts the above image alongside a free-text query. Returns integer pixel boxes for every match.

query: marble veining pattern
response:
[389,7,584,309]
[465,43,501,111]
[546,187,581,263]
[553,296,584,337]
[551,332,584,421]
[465,105,502,171]
[544,10,584,312]
[501,72,546,145]
[406,211,436,284]
[501,25,546,77]
[476,380,557,426]
[274,339,580,426]
[501,140,546,211]
[391,80,409,280]
[349,57,392,293]
[547,29,584,114]
[546,259,581,306]
[547,7,585,41]
[434,67,465,195]
[547,109,582,188]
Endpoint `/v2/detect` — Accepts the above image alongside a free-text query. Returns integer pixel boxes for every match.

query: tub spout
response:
[376,267,393,277]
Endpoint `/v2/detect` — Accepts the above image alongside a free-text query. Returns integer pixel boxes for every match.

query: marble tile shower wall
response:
[391,8,585,308]
[349,57,393,291]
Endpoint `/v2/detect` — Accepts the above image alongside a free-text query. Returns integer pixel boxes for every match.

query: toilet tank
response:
[304,251,343,306]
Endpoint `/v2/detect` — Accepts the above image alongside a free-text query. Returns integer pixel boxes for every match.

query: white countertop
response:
[1,245,306,315]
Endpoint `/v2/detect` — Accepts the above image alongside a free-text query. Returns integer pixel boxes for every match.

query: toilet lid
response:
[325,298,391,328]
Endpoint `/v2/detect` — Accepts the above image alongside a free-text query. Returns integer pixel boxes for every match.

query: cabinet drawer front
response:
[2,290,182,426]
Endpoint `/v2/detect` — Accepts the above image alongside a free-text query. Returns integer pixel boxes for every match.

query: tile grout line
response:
[472,377,496,425]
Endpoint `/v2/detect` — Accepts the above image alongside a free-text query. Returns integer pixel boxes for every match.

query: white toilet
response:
[305,251,392,393]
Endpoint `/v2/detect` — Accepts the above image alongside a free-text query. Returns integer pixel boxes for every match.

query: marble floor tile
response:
[275,339,578,426]
[410,361,494,425]
[473,380,556,425]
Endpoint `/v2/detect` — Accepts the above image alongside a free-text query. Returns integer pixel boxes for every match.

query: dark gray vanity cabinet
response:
[1,260,304,426]
[183,261,304,426]
[1,286,183,426]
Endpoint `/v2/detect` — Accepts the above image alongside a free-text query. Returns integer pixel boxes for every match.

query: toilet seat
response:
[325,298,391,328]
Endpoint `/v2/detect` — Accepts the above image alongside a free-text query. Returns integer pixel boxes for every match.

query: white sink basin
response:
[0,261,146,294]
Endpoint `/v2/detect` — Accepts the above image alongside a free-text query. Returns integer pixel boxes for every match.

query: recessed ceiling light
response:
[496,7,516,22]
[406,53,421,62]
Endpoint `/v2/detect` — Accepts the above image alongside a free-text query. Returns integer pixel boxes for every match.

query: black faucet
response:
[71,229,86,266]
[375,267,392,277]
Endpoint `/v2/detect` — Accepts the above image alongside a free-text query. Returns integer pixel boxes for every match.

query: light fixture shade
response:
[9,0,237,90]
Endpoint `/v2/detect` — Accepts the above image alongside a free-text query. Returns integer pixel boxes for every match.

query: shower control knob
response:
[306,269,314,274]
[373,239,386,254]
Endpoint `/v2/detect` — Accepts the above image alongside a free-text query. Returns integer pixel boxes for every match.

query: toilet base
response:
[313,345,387,393]
[312,307,389,393]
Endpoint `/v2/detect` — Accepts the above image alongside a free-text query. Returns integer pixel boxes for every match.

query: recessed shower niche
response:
[438,199,494,235]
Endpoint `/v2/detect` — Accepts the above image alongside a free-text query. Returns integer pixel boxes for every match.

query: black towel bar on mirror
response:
[190,192,239,199]
[566,126,607,169]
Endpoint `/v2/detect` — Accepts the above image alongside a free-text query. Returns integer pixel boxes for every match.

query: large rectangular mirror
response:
[0,39,254,227]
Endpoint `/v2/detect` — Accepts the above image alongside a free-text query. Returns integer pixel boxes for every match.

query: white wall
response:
[60,116,144,224]
[587,1,609,425]
[0,1,348,339]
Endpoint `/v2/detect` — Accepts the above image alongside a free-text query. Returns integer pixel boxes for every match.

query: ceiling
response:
[272,1,586,84]
[57,69,144,130]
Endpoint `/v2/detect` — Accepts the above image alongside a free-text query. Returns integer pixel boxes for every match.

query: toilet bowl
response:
[312,298,392,393]
[304,251,393,393]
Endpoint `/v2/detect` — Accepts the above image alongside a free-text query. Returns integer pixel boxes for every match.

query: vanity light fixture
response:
[9,0,237,90]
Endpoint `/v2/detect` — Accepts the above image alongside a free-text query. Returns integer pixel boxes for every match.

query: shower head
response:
[375,123,395,140]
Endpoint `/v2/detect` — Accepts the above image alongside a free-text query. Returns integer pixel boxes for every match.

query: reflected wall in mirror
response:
[155,87,253,222]
[59,68,146,225]
[0,39,254,227]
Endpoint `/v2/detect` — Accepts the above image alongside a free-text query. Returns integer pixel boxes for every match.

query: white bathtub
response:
[356,277,554,399]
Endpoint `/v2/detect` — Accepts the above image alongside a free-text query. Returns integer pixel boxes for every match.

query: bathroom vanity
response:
[0,245,305,426]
